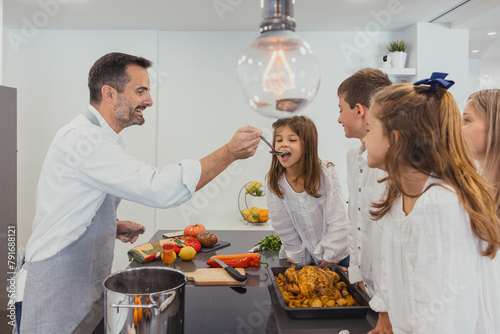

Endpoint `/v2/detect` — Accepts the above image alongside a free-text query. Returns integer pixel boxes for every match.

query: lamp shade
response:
[236,0,320,118]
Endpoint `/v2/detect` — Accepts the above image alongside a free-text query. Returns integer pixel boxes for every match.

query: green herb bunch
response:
[256,234,282,251]
[386,40,408,53]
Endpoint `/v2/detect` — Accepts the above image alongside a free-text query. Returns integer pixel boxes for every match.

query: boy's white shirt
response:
[346,143,388,311]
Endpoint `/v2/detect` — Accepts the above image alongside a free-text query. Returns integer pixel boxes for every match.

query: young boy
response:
[337,68,392,333]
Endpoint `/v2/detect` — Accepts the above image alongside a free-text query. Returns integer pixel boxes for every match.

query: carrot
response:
[212,253,260,261]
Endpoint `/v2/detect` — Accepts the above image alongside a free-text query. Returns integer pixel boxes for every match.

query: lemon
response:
[178,246,196,261]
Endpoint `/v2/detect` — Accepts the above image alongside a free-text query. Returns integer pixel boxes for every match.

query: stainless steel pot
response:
[104,267,188,333]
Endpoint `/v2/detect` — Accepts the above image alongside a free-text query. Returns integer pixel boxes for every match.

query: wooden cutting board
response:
[185,268,246,286]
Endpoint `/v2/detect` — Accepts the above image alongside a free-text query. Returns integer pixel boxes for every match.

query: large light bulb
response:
[237,0,321,118]
[263,49,295,96]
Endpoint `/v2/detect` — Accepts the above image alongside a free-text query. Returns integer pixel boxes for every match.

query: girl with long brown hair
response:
[266,116,350,267]
[462,89,500,217]
[363,80,500,333]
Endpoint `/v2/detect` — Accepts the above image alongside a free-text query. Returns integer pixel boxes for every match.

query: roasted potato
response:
[325,299,336,307]
[336,298,347,306]
[346,295,357,306]
[310,298,323,308]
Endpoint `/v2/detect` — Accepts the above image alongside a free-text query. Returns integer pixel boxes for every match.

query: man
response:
[15,52,262,332]
[337,68,393,334]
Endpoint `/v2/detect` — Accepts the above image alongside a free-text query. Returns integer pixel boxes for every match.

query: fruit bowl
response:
[238,181,269,225]
[245,181,266,197]
[241,207,269,224]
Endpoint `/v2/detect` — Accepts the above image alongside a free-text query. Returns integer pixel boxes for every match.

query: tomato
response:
[184,224,206,237]
[172,236,202,254]
[197,232,218,247]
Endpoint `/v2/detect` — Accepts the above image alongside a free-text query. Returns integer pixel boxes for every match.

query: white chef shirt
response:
[377,176,500,333]
[346,143,387,308]
[267,161,349,266]
[16,106,201,301]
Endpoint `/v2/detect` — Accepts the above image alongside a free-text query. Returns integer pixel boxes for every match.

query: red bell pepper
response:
[206,256,261,269]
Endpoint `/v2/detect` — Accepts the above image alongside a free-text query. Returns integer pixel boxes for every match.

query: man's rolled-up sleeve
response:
[178,159,201,196]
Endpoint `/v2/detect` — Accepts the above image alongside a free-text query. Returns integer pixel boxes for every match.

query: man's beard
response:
[115,95,146,128]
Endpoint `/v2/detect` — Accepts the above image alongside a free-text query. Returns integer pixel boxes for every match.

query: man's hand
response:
[226,126,262,160]
[116,220,145,244]
[368,312,393,334]
[197,126,262,191]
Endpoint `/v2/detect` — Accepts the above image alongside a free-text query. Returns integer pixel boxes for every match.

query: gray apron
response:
[20,110,121,333]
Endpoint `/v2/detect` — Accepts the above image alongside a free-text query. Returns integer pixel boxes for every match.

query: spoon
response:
[260,135,288,155]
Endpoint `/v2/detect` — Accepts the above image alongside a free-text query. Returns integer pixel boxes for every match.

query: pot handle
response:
[110,303,157,309]
[110,291,176,309]
[111,294,158,309]
[159,291,176,312]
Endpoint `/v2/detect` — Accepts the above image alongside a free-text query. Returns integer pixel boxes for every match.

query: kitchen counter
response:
[80,230,376,333]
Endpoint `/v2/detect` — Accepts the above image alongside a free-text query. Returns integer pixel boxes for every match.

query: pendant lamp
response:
[237,0,321,118]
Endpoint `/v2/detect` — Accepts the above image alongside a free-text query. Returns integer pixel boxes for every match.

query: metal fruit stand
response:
[237,181,269,226]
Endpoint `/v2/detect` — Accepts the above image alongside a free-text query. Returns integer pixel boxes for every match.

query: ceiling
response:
[3,0,499,59]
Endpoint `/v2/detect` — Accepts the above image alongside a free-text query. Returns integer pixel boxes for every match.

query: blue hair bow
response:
[413,72,455,93]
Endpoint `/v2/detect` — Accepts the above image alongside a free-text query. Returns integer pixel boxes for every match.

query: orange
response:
[258,209,269,223]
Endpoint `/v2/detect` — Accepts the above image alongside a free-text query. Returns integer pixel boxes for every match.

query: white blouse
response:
[376,176,500,333]
[267,161,349,265]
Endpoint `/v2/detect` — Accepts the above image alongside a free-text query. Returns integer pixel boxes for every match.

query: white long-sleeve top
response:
[16,106,201,301]
[267,161,349,266]
[377,176,500,333]
[346,144,387,309]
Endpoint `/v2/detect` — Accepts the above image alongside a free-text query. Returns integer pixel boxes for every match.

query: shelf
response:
[379,67,416,77]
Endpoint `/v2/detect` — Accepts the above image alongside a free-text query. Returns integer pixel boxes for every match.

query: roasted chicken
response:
[284,265,341,298]
[277,266,358,308]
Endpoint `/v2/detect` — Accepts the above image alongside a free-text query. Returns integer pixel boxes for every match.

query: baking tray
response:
[269,266,370,319]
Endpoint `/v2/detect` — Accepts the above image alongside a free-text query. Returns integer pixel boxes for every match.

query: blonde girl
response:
[363,82,500,333]
[462,89,500,216]
[266,116,350,267]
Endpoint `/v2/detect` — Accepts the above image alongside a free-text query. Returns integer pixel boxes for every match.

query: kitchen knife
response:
[247,244,262,253]
[120,227,145,238]
[211,257,247,282]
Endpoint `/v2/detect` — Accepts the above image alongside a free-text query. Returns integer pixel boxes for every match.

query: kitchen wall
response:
[3,26,472,271]
[413,23,470,106]
[480,58,500,88]
[469,59,481,94]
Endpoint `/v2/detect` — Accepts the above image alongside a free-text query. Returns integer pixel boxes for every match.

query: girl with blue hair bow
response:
[363,77,500,334]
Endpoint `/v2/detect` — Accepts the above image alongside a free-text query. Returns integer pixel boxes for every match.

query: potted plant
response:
[386,40,408,68]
